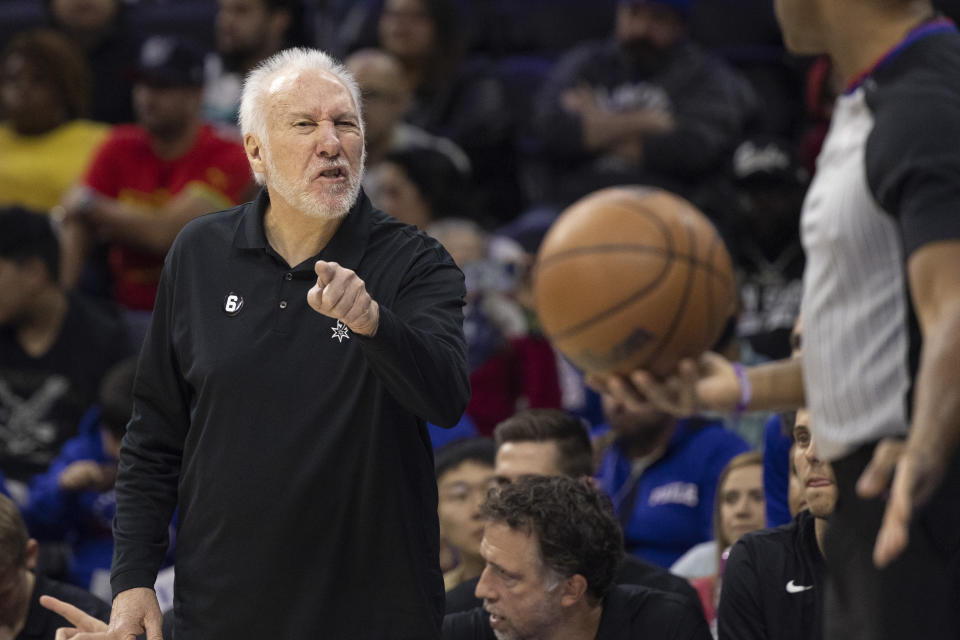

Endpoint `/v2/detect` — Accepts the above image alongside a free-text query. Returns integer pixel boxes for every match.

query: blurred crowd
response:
[1,0,955,637]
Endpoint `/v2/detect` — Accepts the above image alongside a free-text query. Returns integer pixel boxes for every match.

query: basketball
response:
[533,186,736,377]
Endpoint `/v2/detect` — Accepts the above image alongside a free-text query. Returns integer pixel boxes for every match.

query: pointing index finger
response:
[39,595,104,631]
[314,260,337,285]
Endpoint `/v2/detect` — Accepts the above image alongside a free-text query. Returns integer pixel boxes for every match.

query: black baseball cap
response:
[134,36,205,87]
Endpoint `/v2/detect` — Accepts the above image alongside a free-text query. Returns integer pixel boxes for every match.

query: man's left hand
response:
[308,260,380,337]
[856,438,944,568]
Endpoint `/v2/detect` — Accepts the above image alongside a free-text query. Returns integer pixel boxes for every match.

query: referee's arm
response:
[864,240,960,567]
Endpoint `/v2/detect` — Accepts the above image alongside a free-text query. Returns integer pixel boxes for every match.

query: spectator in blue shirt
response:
[595,391,750,568]
[21,357,136,596]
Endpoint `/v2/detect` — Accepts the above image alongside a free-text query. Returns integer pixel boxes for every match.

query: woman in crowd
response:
[0,29,108,213]
[372,147,478,228]
[681,451,766,634]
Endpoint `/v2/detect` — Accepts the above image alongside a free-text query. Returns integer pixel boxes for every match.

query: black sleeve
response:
[617,556,706,619]
[445,577,483,614]
[657,593,713,640]
[356,244,470,427]
[111,250,190,595]
[867,86,960,255]
[680,618,713,640]
[717,541,768,640]
[442,608,497,640]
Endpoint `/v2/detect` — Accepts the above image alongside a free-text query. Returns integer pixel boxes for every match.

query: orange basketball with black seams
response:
[533,186,736,377]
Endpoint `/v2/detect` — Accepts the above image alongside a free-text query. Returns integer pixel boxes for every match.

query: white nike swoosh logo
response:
[786,580,813,593]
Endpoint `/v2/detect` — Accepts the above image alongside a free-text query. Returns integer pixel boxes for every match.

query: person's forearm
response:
[746,357,806,412]
[59,219,93,289]
[580,110,673,153]
[92,202,181,254]
[905,298,960,470]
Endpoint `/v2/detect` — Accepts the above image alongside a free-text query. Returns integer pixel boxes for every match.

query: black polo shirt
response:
[111,190,470,640]
[445,555,705,618]
[442,584,710,640]
[717,509,827,640]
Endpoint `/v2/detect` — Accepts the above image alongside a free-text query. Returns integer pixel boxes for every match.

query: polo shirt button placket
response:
[279,300,288,309]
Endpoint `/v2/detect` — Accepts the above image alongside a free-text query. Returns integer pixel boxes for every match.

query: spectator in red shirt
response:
[59,36,254,345]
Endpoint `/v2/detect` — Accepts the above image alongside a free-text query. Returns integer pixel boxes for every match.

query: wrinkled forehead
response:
[480,521,542,570]
[267,67,358,116]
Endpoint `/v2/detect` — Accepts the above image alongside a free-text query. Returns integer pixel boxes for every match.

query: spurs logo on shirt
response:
[331,321,350,343]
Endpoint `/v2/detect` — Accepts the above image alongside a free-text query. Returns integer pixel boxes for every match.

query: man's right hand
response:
[586,352,741,416]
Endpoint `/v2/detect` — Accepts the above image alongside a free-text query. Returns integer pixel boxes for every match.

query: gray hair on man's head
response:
[239,47,365,185]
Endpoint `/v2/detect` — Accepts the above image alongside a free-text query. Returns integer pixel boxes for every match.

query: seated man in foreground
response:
[445,409,702,616]
[442,475,709,640]
[0,494,109,640]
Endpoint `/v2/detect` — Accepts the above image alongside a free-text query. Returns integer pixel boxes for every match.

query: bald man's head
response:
[345,48,411,147]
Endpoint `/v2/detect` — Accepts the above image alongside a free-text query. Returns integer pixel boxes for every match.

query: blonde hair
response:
[713,450,764,561]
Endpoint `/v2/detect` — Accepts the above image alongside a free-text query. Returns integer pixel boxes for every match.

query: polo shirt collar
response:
[233,187,373,271]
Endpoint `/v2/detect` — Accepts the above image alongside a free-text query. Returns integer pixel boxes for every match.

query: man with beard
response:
[596,392,749,568]
[59,36,253,345]
[203,0,296,127]
[442,475,709,640]
[444,409,704,618]
[531,0,756,206]
[95,48,469,640]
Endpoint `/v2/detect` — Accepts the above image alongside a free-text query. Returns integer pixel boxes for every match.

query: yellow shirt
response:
[0,119,109,212]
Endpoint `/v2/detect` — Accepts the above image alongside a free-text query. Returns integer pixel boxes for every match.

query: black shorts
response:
[823,442,960,640]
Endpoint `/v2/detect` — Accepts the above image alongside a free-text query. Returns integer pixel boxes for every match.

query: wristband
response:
[732,363,751,414]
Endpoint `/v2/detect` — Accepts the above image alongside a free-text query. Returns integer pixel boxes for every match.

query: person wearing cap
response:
[724,137,807,364]
[58,36,254,346]
[0,208,130,493]
[531,0,757,208]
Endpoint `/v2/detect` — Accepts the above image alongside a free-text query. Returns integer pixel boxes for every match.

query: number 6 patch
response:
[223,292,245,316]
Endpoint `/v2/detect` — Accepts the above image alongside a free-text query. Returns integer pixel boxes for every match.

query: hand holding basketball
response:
[586,351,742,416]
[533,187,736,377]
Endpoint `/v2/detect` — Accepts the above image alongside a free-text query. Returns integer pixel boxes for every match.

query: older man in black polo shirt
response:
[102,48,469,640]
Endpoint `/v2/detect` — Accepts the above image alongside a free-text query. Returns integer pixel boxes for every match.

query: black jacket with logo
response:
[718,509,827,640]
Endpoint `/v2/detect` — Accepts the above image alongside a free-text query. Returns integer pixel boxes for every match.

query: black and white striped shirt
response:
[800,19,960,461]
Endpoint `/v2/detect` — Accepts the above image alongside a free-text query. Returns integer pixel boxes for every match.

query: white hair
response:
[239,47,366,185]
